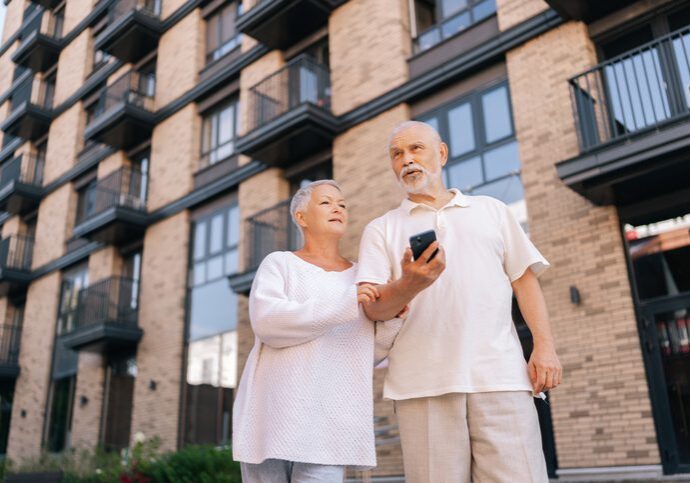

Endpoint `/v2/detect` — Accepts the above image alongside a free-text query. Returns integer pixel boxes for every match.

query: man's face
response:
[389,125,448,194]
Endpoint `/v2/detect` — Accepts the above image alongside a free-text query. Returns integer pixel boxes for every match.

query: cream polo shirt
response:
[355,189,550,400]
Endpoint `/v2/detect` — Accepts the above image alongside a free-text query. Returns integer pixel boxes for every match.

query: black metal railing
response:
[570,26,690,152]
[0,153,45,187]
[58,277,139,334]
[246,55,331,132]
[0,235,34,271]
[75,167,147,226]
[413,0,496,54]
[245,199,302,270]
[105,0,162,24]
[0,324,22,366]
[89,70,155,124]
[10,75,55,112]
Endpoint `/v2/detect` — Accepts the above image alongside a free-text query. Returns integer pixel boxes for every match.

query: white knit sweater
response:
[232,251,403,468]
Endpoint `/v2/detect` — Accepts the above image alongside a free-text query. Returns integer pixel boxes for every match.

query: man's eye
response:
[339,205,346,209]
[321,201,329,205]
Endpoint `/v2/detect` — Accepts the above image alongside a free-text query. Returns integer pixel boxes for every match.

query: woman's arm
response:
[249,255,359,349]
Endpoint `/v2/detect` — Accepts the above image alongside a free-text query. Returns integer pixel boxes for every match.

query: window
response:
[91,17,113,75]
[184,202,240,446]
[206,2,243,64]
[76,178,98,225]
[413,0,496,53]
[200,97,240,169]
[418,82,525,220]
[45,264,88,453]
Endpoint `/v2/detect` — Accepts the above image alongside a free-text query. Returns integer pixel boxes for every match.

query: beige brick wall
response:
[161,0,188,21]
[333,104,409,261]
[0,43,18,97]
[88,246,123,282]
[238,50,284,138]
[44,104,83,185]
[96,150,128,178]
[496,0,549,31]
[155,9,204,108]
[130,211,189,451]
[70,352,106,449]
[63,0,96,33]
[1,215,22,238]
[506,22,660,468]
[148,104,199,211]
[329,0,411,115]
[6,272,62,462]
[1,0,26,44]
[55,31,91,106]
[32,185,75,268]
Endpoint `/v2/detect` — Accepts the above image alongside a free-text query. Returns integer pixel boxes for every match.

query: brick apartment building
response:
[0,0,688,479]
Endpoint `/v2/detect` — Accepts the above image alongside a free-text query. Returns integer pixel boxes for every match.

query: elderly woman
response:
[232,179,404,482]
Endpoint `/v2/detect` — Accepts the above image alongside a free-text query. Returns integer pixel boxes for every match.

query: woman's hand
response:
[395,304,410,319]
[357,283,380,304]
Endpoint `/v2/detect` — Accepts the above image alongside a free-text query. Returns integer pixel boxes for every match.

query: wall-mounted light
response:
[570,286,581,306]
[149,380,157,391]
[80,395,89,407]
[20,409,26,418]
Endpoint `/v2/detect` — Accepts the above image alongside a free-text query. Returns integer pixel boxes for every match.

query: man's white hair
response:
[289,179,342,231]
[387,121,442,152]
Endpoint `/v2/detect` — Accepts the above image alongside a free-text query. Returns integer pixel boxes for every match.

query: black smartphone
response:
[409,230,438,261]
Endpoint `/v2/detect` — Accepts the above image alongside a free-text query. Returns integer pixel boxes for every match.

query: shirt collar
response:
[400,188,471,214]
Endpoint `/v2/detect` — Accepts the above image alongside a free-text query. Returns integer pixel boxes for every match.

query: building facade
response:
[0,0,688,479]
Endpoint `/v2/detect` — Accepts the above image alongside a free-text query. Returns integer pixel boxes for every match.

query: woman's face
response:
[298,184,348,239]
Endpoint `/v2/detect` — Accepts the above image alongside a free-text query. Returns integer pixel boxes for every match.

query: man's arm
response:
[361,242,446,321]
[512,268,562,394]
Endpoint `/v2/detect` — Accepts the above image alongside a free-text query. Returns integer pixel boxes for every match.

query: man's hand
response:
[527,343,562,394]
[400,241,446,293]
[357,283,380,304]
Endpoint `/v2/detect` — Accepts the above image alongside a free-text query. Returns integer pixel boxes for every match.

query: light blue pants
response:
[240,459,345,482]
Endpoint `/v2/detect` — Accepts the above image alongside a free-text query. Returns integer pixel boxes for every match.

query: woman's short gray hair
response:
[290,179,342,231]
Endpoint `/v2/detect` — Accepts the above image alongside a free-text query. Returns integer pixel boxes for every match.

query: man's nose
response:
[402,152,415,165]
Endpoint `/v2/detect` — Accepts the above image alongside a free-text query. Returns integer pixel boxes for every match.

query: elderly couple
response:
[232,121,562,482]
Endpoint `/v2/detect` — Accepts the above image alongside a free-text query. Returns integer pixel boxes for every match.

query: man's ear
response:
[439,142,449,167]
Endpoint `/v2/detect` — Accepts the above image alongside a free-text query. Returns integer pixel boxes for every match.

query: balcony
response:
[236,0,344,51]
[0,76,53,141]
[228,199,301,294]
[0,235,34,296]
[94,0,163,63]
[84,71,156,150]
[0,153,44,215]
[543,0,632,23]
[73,167,149,244]
[11,10,63,72]
[0,324,22,379]
[60,277,142,353]
[237,55,339,167]
[557,27,690,206]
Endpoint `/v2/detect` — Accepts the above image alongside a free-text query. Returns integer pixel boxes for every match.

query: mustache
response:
[399,164,428,179]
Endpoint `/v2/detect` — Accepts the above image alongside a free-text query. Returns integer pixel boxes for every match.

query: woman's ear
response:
[294,210,308,229]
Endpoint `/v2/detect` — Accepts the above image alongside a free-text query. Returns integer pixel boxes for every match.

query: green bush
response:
[138,446,241,483]
[4,438,241,483]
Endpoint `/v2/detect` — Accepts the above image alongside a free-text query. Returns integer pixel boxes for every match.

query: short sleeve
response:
[500,204,550,282]
[355,221,392,286]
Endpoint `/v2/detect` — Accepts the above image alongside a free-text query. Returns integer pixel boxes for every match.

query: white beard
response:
[398,164,441,195]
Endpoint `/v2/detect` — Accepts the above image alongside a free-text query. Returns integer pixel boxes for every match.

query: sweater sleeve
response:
[374,318,404,366]
[249,253,360,349]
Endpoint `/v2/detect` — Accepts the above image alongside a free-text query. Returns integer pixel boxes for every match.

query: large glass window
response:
[206,2,243,64]
[413,0,496,53]
[44,376,76,453]
[200,97,240,169]
[184,202,240,446]
[418,82,525,222]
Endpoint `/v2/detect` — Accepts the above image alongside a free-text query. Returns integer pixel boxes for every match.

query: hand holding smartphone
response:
[409,230,438,262]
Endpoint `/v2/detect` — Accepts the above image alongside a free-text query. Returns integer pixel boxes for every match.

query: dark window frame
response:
[199,96,240,170]
[205,1,243,65]
[416,79,522,201]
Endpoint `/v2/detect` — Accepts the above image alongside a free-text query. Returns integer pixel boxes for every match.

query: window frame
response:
[417,80,520,199]
[200,96,241,169]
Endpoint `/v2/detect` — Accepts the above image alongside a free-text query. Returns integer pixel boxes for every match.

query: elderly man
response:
[356,121,561,482]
